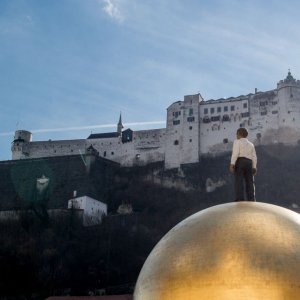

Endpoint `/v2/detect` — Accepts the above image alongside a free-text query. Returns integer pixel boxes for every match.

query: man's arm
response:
[229,140,239,173]
[252,146,257,175]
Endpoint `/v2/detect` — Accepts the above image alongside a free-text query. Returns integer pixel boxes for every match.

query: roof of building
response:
[46,295,132,300]
[87,132,120,139]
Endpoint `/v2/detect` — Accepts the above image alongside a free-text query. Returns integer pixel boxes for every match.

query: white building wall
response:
[247,90,279,145]
[12,139,86,160]
[165,101,184,169]
[131,128,166,166]
[86,137,122,162]
[180,94,202,165]
[68,196,107,226]
[199,98,250,154]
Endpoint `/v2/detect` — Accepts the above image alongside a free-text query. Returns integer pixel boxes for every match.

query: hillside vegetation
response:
[0,144,300,298]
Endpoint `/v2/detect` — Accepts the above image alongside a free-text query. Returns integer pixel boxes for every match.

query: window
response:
[189,108,193,116]
[203,116,210,123]
[189,139,192,142]
[217,107,221,113]
[210,107,215,114]
[223,138,228,144]
[272,110,278,114]
[212,124,219,131]
[211,116,220,122]
[189,126,192,130]
[204,108,208,115]
[272,101,278,105]
[174,111,180,118]
[260,111,267,116]
[174,140,179,145]
[187,116,195,122]
[222,115,230,122]
[111,152,114,155]
[224,106,228,112]
[243,103,248,109]
[231,105,235,111]
[241,112,249,118]
[173,120,180,125]
[103,151,106,157]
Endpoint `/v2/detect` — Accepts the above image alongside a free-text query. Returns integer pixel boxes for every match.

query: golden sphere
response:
[134,202,300,300]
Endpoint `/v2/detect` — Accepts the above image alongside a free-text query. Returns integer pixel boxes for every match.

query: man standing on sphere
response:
[230,128,257,201]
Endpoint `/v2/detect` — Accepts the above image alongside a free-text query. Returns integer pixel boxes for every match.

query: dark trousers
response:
[234,157,255,201]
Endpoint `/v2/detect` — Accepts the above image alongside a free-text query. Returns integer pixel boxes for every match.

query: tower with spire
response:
[117,112,124,134]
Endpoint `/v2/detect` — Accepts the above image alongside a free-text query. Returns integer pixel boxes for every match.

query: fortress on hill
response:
[11,72,300,169]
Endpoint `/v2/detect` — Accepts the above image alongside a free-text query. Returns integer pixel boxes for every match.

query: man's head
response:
[236,127,248,139]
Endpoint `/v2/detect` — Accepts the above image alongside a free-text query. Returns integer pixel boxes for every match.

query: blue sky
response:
[1,0,300,160]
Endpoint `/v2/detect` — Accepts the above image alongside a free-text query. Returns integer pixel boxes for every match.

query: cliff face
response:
[2,143,300,212]
[1,144,300,298]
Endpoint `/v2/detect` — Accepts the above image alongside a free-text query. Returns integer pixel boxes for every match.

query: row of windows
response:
[260,101,278,106]
[172,108,194,118]
[202,113,249,124]
[174,138,230,146]
[174,139,193,145]
[260,110,278,116]
[173,117,195,125]
[173,111,181,118]
[203,103,247,115]
[172,113,252,125]
[103,151,114,157]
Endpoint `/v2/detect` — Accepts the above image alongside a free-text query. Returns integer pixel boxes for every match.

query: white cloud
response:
[102,0,124,22]
[0,121,165,136]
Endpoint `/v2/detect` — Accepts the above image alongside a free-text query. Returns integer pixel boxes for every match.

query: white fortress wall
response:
[86,136,122,162]
[165,100,185,169]
[13,139,86,160]
[131,128,166,166]
[275,79,300,144]
[247,90,279,145]
[165,93,203,169]
[86,128,166,167]
[11,72,300,169]
[180,94,202,165]
[199,97,250,154]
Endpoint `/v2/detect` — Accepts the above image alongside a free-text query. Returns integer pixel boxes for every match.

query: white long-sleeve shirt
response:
[230,138,257,169]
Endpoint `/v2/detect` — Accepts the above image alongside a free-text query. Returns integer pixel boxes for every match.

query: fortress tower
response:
[165,94,203,169]
[11,130,32,160]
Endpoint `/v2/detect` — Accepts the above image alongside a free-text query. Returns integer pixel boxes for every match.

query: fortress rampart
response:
[11,72,300,169]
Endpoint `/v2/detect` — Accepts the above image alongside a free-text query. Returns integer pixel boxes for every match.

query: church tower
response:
[117,112,123,134]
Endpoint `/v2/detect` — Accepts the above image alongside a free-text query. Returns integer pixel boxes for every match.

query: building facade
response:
[11,72,300,169]
[68,196,107,226]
